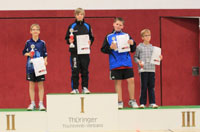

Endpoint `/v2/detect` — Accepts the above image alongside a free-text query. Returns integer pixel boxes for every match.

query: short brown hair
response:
[141,29,151,37]
[114,17,125,24]
[74,8,85,16]
[30,24,40,30]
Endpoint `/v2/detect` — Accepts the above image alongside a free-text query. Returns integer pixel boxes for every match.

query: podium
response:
[47,93,118,132]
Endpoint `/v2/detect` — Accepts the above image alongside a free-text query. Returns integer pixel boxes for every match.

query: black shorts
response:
[110,68,134,80]
[26,73,45,82]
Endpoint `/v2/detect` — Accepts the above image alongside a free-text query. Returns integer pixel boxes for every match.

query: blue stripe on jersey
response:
[71,23,77,29]
[84,23,90,31]
[70,57,74,89]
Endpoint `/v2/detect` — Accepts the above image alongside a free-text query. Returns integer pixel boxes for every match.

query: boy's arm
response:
[43,42,48,58]
[89,25,94,46]
[130,41,136,52]
[22,42,29,56]
[24,53,30,57]
[44,57,48,66]
[129,35,136,52]
[134,46,140,63]
[101,36,112,54]
[43,42,48,65]
[65,25,71,45]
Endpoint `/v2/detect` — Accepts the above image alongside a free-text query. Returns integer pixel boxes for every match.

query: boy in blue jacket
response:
[101,17,138,109]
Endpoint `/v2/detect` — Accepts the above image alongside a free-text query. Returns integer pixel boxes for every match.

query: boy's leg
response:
[38,81,44,102]
[36,74,46,110]
[70,54,80,90]
[114,80,122,102]
[125,69,138,108]
[38,81,46,110]
[126,77,135,100]
[29,81,35,102]
[148,72,156,104]
[123,69,135,100]
[27,81,36,110]
[79,54,90,89]
[111,69,123,108]
[140,72,148,105]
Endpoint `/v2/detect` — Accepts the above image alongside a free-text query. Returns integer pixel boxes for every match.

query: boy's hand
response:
[159,55,163,61]
[138,61,144,67]
[110,43,117,50]
[44,57,48,66]
[45,60,48,66]
[88,40,91,46]
[69,39,74,44]
[28,52,34,58]
[128,39,134,45]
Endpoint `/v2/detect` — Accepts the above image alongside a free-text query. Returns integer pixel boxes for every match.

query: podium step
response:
[0,94,199,132]
[0,109,46,132]
[47,93,118,132]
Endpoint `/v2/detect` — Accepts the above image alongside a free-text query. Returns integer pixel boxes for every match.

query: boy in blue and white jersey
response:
[22,24,47,111]
[101,17,138,109]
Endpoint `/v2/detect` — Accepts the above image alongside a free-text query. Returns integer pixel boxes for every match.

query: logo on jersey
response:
[31,44,35,49]
[73,30,78,32]
[111,76,115,79]
[73,57,77,68]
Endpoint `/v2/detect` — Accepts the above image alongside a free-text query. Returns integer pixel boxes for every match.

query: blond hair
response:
[141,29,151,37]
[30,24,40,30]
[74,8,85,16]
[114,17,124,24]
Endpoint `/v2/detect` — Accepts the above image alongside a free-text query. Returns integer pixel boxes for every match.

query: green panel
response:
[120,105,200,110]
[0,109,45,112]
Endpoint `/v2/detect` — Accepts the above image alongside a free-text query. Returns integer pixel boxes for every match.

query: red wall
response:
[161,18,199,105]
[0,9,199,108]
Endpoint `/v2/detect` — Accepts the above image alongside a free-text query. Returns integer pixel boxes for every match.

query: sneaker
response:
[118,102,123,109]
[39,103,46,111]
[149,104,158,109]
[27,104,35,111]
[82,87,90,94]
[128,99,139,108]
[70,89,79,94]
[139,104,145,109]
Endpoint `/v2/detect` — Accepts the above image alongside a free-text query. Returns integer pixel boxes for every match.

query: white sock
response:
[39,101,43,105]
[31,101,35,105]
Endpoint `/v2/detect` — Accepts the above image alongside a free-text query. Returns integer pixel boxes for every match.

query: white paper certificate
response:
[76,35,90,54]
[150,46,161,65]
[116,34,130,53]
[31,57,47,77]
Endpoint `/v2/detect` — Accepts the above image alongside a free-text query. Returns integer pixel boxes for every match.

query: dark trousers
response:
[70,54,90,90]
[140,72,156,105]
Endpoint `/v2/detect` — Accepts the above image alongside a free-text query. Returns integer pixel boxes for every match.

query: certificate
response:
[31,57,47,77]
[116,34,130,53]
[150,46,161,65]
[76,35,90,54]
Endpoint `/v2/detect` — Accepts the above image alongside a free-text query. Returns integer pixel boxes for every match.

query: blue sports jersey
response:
[101,31,136,70]
[22,38,47,74]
